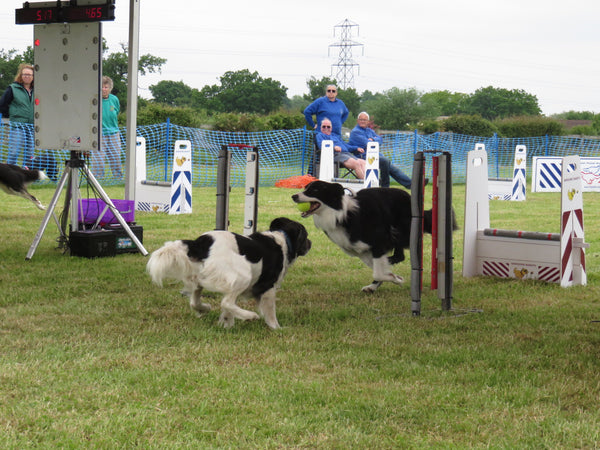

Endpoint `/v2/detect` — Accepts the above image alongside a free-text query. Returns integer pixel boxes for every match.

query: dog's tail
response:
[423,208,459,234]
[146,240,193,287]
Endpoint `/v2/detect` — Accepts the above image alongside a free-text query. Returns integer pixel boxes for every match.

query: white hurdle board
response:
[477,143,527,201]
[319,139,379,191]
[135,137,193,214]
[168,140,193,215]
[532,156,600,192]
[364,142,380,188]
[463,147,587,287]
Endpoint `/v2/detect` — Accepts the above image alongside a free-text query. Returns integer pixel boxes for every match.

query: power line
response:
[328,19,363,90]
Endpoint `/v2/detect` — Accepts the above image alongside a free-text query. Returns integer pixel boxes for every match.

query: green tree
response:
[149,80,198,107]
[286,95,309,113]
[553,110,596,120]
[495,116,564,137]
[198,69,287,115]
[442,114,497,136]
[339,87,360,117]
[0,47,33,92]
[359,90,385,118]
[102,43,166,109]
[369,87,438,130]
[136,103,207,127]
[420,90,469,116]
[462,86,541,120]
[592,115,600,133]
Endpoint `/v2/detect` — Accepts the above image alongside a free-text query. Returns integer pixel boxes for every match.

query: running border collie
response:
[147,217,311,329]
[0,163,47,210]
[292,180,455,293]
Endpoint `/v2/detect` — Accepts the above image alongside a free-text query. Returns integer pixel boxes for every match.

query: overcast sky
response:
[2,0,599,116]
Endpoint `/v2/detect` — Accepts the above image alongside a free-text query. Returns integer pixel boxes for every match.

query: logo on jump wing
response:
[580,163,600,186]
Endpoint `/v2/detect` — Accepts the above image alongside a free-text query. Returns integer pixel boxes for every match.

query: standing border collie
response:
[0,163,47,210]
[292,180,455,293]
[147,217,311,329]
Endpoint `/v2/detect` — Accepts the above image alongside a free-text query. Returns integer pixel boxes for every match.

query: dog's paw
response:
[361,281,383,293]
[36,203,46,211]
[264,318,281,330]
[245,311,260,322]
[391,274,404,285]
[191,303,211,317]
[361,285,376,294]
[218,311,235,328]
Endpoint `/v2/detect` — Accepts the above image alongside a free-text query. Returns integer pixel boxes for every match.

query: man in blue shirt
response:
[315,118,366,179]
[304,84,349,137]
[348,111,415,189]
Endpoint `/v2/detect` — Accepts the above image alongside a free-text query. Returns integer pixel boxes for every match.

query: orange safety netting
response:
[275,174,318,189]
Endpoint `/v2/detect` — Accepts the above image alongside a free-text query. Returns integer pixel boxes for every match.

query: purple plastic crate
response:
[78,198,135,225]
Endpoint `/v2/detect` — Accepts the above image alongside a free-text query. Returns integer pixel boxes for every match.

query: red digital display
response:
[16,3,115,24]
[15,6,60,24]
[64,5,112,22]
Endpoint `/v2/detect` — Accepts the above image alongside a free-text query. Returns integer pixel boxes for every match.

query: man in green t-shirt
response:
[91,76,122,180]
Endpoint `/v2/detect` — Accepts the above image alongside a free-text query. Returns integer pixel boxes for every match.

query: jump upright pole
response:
[410,151,426,316]
[410,151,454,315]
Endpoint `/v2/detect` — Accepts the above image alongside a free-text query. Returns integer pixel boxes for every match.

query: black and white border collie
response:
[293,180,454,293]
[0,163,47,210]
[147,217,311,329]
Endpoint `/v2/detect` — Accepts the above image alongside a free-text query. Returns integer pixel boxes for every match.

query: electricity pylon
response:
[328,19,364,90]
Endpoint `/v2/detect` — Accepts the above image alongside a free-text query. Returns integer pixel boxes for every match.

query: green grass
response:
[1,182,599,448]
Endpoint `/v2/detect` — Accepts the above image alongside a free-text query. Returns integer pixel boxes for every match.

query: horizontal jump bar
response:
[483,228,559,241]
[332,178,363,184]
[141,180,172,187]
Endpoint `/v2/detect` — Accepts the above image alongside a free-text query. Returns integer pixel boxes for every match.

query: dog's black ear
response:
[323,182,345,210]
[331,182,345,195]
[185,234,214,262]
[269,217,293,231]
[270,217,311,258]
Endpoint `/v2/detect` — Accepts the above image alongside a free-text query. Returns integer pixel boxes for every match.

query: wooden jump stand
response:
[318,140,380,191]
[463,146,588,287]
[482,143,527,201]
[134,137,192,214]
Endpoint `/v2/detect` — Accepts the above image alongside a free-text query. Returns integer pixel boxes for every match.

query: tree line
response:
[2,44,599,137]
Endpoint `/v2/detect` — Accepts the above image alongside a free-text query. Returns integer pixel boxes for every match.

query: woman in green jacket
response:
[0,64,35,166]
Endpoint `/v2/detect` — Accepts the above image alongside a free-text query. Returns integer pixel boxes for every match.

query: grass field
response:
[1,182,599,448]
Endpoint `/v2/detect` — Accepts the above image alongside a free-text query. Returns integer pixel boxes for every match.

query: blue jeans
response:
[379,155,411,188]
[91,133,123,180]
[7,122,34,167]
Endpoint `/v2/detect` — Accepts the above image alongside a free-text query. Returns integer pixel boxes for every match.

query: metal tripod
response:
[26,151,148,260]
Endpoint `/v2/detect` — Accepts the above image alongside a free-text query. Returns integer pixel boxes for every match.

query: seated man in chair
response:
[315,118,366,179]
[348,111,414,189]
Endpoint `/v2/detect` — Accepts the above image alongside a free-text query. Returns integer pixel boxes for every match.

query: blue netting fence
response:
[2,120,600,186]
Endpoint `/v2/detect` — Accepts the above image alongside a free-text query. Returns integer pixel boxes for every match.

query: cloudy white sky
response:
[2,0,599,115]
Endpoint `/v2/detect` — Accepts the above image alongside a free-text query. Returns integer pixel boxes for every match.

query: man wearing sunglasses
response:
[315,118,366,179]
[304,84,349,137]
